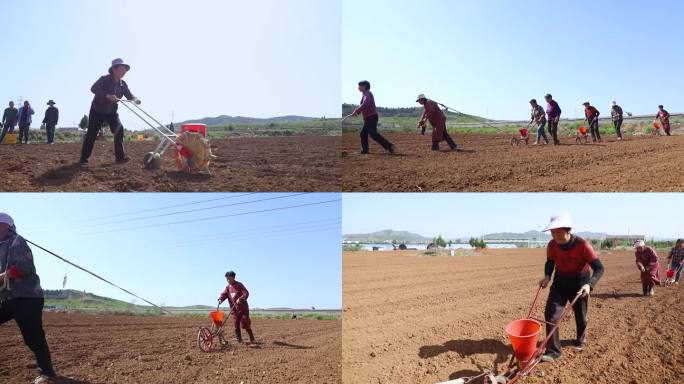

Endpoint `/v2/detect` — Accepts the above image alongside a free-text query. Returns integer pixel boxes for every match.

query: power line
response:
[80,193,259,222]
[82,198,342,236]
[83,193,310,227]
[175,225,342,248]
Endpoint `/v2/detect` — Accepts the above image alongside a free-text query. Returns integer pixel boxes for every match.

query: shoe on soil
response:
[32,375,56,384]
[388,144,396,154]
[115,157,131,164]
[451,144,458,151]
[541,354,559,362]
[574,341,585,351]
[359,150,369,155]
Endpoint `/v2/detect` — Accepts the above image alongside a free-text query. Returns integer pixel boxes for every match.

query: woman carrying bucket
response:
[634,240,661,296]
[538,212,604,362]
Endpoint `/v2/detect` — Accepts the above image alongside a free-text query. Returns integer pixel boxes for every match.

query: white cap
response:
[543,211,573,232]
[416,94,427,102]
[0,213,14,227]
[634,240,645,248]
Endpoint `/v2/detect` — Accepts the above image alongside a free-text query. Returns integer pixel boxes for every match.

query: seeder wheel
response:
[197,327,214,352]
[143,152,162,170]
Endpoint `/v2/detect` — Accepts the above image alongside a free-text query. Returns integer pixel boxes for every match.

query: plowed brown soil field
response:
[343,249,684,384]
[0,136,340,192]
[341,133,684,192]
[0,314,340,384]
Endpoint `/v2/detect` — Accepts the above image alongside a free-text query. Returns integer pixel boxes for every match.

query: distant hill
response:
[176,115,316,127]
[483,231,551,241]
[343,230,432,243]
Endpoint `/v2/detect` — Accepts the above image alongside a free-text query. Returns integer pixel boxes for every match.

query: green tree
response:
[469,237,487,249]
[78,115,88,130]
[433,234,447,248]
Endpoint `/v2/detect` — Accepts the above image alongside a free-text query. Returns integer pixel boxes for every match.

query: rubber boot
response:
[431,142,439,151]
[235,328,243,343]
[246,329,256,343]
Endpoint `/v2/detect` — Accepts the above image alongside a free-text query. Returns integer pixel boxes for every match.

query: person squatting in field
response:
[42,100,59,145]
[611,101,624,140]
[1,101,19,143]
[667,239,684,285]
[529,99,548,145]
[0,213,57,384]
[634,240,661,296]
[582,102,601,143]
[415,94,458,151]
[544,94,562,145]
[351,80,395,155]
[218,270,256,344]
[79,58,141,165]
[538,212,605,362]
[655,105,671,136]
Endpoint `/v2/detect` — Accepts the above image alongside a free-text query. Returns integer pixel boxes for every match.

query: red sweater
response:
[218,281,250,309]
[421,99,446,128]
[547,236,598,278]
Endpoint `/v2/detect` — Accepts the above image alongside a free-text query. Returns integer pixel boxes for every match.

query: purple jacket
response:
[353,90,378,119]
[546,100,561,120]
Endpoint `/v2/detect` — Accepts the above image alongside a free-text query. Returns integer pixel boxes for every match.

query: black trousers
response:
[360,114,392,153]
[544,282,589,357]
[80,109,125,162]
[0,297,55,377]
[18,122,30,144]
[432,129,457,150]
[613,119,623,138]
[589,120,601,141]
[548,120,560,144]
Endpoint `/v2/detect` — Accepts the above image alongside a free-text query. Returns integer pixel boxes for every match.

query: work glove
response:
[133,98,142,105]
[578,284,591,297]
[539,276,551,288]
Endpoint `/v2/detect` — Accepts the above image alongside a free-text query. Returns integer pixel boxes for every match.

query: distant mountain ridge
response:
[177,115,316,127]
[343,230,432,243]
[344,229,612,243]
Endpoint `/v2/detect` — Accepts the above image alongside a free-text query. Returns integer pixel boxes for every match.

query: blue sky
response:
[4,193,341,309]
[342,193,684,239]
[343,0,684,120]
[3,0,341,129]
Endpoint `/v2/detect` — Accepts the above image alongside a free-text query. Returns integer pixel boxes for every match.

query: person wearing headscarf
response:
[634,240,661,296]
[0,213,56,384]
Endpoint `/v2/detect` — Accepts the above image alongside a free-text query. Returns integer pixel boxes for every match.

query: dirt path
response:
[342,133,684,192]
[342,249,684,383]
[0,314,341,384]
[0,136,340,192]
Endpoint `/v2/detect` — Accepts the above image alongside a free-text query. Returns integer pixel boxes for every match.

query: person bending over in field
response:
[582,102,601,143]
[79,58,141,165]
[634,240,661,296]
[350,80,395,155]
[0,213,57,384]
[416,94,457,151]
[538,212,604,362]
[218,271,256,344]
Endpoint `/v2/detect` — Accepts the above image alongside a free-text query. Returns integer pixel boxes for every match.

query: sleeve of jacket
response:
[122,81,135,100]
[218,285,230,302]
[353,96,367,116]
[91,76,108,103]
[42,110,48,124]
[55,108,59,124]
[6,236,36,279]
[238,282,249,301]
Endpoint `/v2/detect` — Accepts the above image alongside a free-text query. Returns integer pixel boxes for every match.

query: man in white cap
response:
[634,240,660,296]
[538,211,604,362]
[0,213,57,384]
[416,94,458,151]
[79,58,141,165]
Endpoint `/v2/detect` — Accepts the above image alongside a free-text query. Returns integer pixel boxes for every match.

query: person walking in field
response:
[0,213,57,384]
[611,101,624,140]
[1,101,19,143]
[42,100,59,145]
[655,105,671,136]
[17,101,35,145]
[582,102,601,143]
[529,99,548,145]
[544,94,562,145]
[79,58,141,165]
[538,212,605,362]
[634,240,661,296]
[416,94,458,151]
[349,80,395,155]
[667,239,684,285]
[218,271,256,344]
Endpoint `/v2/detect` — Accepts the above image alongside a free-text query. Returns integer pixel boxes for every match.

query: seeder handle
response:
[527,285,543,319]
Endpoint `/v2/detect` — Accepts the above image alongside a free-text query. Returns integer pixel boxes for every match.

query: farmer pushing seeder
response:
[79,58,213,173]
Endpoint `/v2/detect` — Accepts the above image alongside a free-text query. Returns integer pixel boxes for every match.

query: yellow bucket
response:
[2,133,18,145]
[136,134,145,141]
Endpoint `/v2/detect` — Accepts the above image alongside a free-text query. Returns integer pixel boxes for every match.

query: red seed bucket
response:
[666,269,675,279]
[579,126,588,135]
[519,128,528,136]
[209,311,224,326]
[505,319,541,368]
[181,123,207,137]
[653,121,661,129]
